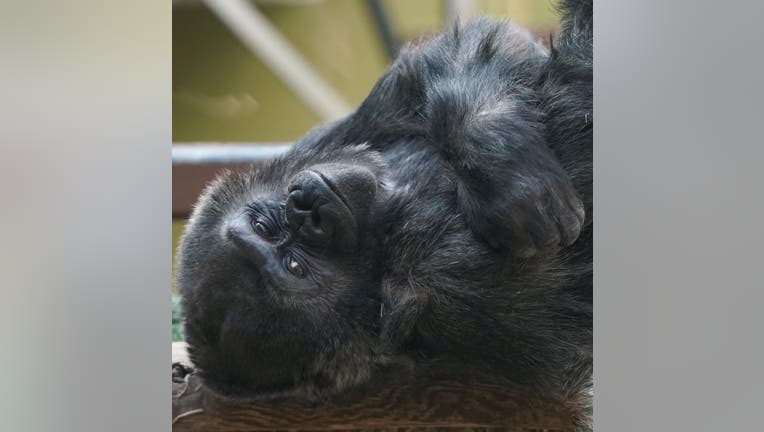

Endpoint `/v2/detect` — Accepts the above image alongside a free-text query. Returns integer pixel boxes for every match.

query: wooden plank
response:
[172,342,574,431]
[172,162,254,218]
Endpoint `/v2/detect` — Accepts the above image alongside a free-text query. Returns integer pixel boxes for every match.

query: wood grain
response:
[172,343,575,431]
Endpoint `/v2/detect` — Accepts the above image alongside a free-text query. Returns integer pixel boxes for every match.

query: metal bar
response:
[172,143,292,164]
[202,0,352,121]
[445,0,476,24]
[365,0,400,60]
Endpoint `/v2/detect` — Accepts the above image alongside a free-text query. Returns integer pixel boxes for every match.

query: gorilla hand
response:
[459,163,585,258]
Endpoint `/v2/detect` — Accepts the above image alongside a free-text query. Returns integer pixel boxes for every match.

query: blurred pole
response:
[202,0,352,121]
[172,143,291,164]
[365,0,400,61]
[445,0,476,24]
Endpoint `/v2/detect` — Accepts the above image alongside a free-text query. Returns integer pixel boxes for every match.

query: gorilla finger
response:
[558,197,584,246]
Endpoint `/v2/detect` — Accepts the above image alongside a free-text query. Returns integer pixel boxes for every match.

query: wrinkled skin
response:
[176,1,592,426]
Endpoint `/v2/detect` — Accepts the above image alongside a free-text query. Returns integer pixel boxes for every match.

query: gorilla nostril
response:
[286,168,362,249]
[290,190,313,212]
[286,189,327,238]
[311,207,322,227]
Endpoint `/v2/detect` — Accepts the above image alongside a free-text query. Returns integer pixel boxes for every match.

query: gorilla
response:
[176,0,592,423]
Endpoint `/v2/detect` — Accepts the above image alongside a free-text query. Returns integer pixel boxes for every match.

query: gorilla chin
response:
[176,152,387,400]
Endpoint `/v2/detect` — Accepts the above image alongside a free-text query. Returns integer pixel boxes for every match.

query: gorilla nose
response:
[311,164,377,218]
[286,164,377,250]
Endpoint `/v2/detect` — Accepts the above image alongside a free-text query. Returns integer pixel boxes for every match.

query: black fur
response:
[177,0,592,428]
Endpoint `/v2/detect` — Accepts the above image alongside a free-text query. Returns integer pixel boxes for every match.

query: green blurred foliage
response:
[172,293,185,342]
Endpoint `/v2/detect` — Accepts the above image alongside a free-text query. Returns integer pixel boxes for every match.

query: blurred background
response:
[172,0,562,340]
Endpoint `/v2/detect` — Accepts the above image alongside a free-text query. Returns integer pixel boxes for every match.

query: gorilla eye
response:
[287,257,305,278]
[253,221,270,237]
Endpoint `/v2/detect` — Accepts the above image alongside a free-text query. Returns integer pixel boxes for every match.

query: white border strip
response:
[172,143,292,164]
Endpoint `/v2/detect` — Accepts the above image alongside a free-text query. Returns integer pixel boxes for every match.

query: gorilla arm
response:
[339,18,584,258]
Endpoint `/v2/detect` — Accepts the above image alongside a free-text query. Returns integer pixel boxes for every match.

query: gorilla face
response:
[227,162,379,295]
[176,143,387,399]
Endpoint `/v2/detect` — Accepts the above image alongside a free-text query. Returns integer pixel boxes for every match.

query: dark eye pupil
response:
[288,258,304,277]
[253,221,268,235]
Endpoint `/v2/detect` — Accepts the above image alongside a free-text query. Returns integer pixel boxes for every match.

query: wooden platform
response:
[171,342,578,431]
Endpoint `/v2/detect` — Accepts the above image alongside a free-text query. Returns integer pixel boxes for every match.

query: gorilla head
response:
[176,142,388,399]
